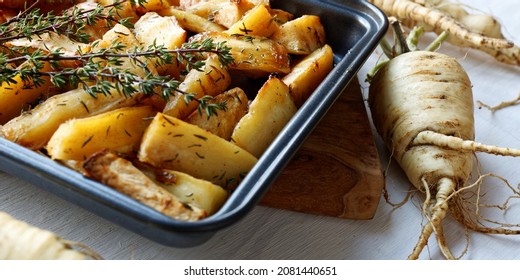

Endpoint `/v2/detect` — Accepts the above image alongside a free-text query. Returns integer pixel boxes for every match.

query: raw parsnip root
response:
[368,21,520,259]
[368,0,520,65]
[0,211,102,260]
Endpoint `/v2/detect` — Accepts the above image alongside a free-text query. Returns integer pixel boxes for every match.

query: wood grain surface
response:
[261,79,384,220]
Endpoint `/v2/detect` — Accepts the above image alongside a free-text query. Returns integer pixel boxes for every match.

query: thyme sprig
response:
[0,0,234,117]
[0,0,134,44]
[0,38,233,99]
[2,39,233,72]
[185,94,228,118]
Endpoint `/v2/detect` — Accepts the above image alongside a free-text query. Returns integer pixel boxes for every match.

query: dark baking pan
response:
[0,0,388,247]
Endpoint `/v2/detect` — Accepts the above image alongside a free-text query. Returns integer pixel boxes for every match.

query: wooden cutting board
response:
[261,78,385,220]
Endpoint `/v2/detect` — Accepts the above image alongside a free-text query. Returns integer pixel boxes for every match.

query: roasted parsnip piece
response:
[282,44,334,107]
[95,0,139,23]
[0,62,53,124]
[179,0,219,10]
[191,31,290,77]
[157,7,226,33]
[47,106,156,161]
[137,164,228,215]
[231,76,297,158]
[138,113,258,187]
[133,12,187,76]
[242,0,270,5]
[186,87,248,140]
[83,151,207,221]
[156,170,227,215]
[224,3,277,37]
[2,87,143,150]
[134,0,173,14]
[162,55,231,119]
[134,12,187,53]
[62,1,114,41]
[183,0,229,19]
[212,1,255,28]
[270,8,294,25]
[91,23,158,77]
[271,15,326,55]
[5,33,88,68]
[66,0,139,42]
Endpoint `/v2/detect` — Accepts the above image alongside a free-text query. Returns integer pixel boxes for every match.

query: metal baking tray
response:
[0,0,387,247]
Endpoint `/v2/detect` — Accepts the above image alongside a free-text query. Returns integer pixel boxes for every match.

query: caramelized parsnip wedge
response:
[84,151,207,221]
[282,44,334,107]
[186,87,248,141]
[231,76,297,158]
[162,55,231,119]
[156,7,226,33]
[47,106,156,161]
[2,88,143,150]
[138,113,257,188]
[191,31,291,77]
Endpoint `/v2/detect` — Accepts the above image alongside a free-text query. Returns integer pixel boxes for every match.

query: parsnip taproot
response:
[417,0,520,66]
[368,0,520,65]
[368,23,520,259]
[0,212,100,260]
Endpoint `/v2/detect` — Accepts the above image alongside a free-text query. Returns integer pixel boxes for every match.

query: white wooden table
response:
[2,0,520,260]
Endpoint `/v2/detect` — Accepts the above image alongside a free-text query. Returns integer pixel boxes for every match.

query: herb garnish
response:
[0,0,234,117]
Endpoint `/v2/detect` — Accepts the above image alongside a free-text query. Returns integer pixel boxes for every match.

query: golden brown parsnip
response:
[156,7,226,33]
[186,87,249,140]
[271,15,326,55]
[134,12,187,77]
[191,31,291,77]
[83,151,207,221]
[138,113,257,187]
[2,87,143,150]
[47,106,156,161]
[162,55,231,119]
[138,165,228,215]
[224,3,278,37]
[231,76,297,158]
[0,62,53,124]
[282,44,334,107]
